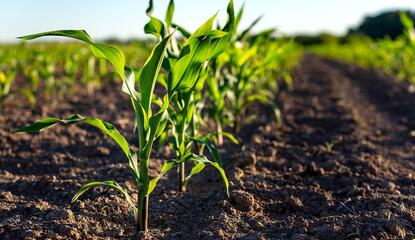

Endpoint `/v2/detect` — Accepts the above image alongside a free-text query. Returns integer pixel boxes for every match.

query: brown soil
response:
[0,54,414,240]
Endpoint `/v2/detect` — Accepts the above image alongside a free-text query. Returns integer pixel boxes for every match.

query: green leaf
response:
[189,13,217,40]
[183,162,205,187]
[146,0,154,16]
[208,32,231,59]
[223,0,236,34]
[238,46,257,66]
[128,150,140,183]
[238,15,262,41]
[72,180,136,210]
[147,95,169,145]
[190,154,229,196]
[165,0,175,28]
[171,37,211,91]
[122,67,140,100]
[210,161,229,197]
[193,135,221,165]
[206,30,229,39]
[188,162,205,177]
[235,3,245,31]
[222,132,239,144]
[139,35,171,114]
[400,12,414,30]
[15,114,130,159]
[147,160,178,195]
[19,30,125,80]
[144,16,166,39]
[171,23,191,38]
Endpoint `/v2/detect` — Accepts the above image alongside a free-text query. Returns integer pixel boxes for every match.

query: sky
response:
[1,0,415,42]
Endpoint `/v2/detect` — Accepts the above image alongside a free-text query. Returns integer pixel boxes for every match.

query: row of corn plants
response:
[14,0,301,233]
[311,12,415,86]
[0,42,150,107]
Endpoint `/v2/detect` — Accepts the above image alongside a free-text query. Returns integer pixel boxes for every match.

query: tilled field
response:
[0,55,414,239]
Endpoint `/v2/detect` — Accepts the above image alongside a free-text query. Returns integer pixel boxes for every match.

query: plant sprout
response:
[15,30,174,232]
[15,0,233,232]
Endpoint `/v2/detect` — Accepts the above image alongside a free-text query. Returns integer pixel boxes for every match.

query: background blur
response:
[1,0,415,42]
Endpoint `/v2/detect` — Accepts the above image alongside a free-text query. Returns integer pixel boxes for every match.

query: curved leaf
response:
[171,23,191,38]
[193,135,221,165]
[147,160,178,195]
[72,180,136,210]
[122,67,140,100]
[15,114,130,159]
[145,16,166,39]
[19,30,125,79]
[190,154,229,196]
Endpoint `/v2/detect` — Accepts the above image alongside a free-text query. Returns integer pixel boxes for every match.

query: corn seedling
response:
[15,29,175,232]
[0,70,16,103]
[206,14,289,134]
[143,0,231,192]
[15,0,233,232]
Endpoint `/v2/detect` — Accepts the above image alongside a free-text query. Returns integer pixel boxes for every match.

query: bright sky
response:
[1,0,415,42]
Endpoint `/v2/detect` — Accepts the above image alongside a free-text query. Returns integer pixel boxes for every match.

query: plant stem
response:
[138,151,150,232]
[179,162,186,192]
[234,114,241,133]
[137,194,149,232]
[217,118,223,146]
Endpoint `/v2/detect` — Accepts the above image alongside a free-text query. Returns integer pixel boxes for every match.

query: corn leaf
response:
[145,95,170,153]
[146,0,153,16]
[147,160,178,195]
[139,35,171,114]
[219,132,239,144]
[19,30,125,79]
[189,13,217,40]
[190,154,229,196]
[145,16,166,39]
[171,23,191,38]
[122,67,140,100]
[193,135,221,165]
[15,114,130,159]
[238,15,262,41]
[165,0,175,28]
[223,0,236,34]
[72,180,136,210]
[171,37,212,91]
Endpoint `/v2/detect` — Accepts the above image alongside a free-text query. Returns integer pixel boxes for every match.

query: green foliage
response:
[205,8,301,143]
[16,30,171,232]
[311,12,415,84]
[0,41,150,106]
[145,0,232,192]
[13,0,302,234]
[0,70,16,102]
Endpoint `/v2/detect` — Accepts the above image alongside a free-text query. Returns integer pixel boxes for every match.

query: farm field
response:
[1,1,415,240]
[1,54,414,239]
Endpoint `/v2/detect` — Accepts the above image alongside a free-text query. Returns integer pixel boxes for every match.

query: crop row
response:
[10,0,301,233]
[0,42,151,106]
[311,13,415,86]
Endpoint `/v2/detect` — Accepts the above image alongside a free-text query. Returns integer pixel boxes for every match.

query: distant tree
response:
[350,10,415,39]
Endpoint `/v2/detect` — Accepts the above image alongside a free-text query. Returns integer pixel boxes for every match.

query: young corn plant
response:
[16,30,174,232]
[0,70,16,103]
[15,0,232,231]
[205,4,244,146]
[206,13,282,134]
[144,0,232,192]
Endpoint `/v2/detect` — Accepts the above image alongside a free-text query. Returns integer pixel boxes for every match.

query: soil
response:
[1,54,414,240]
